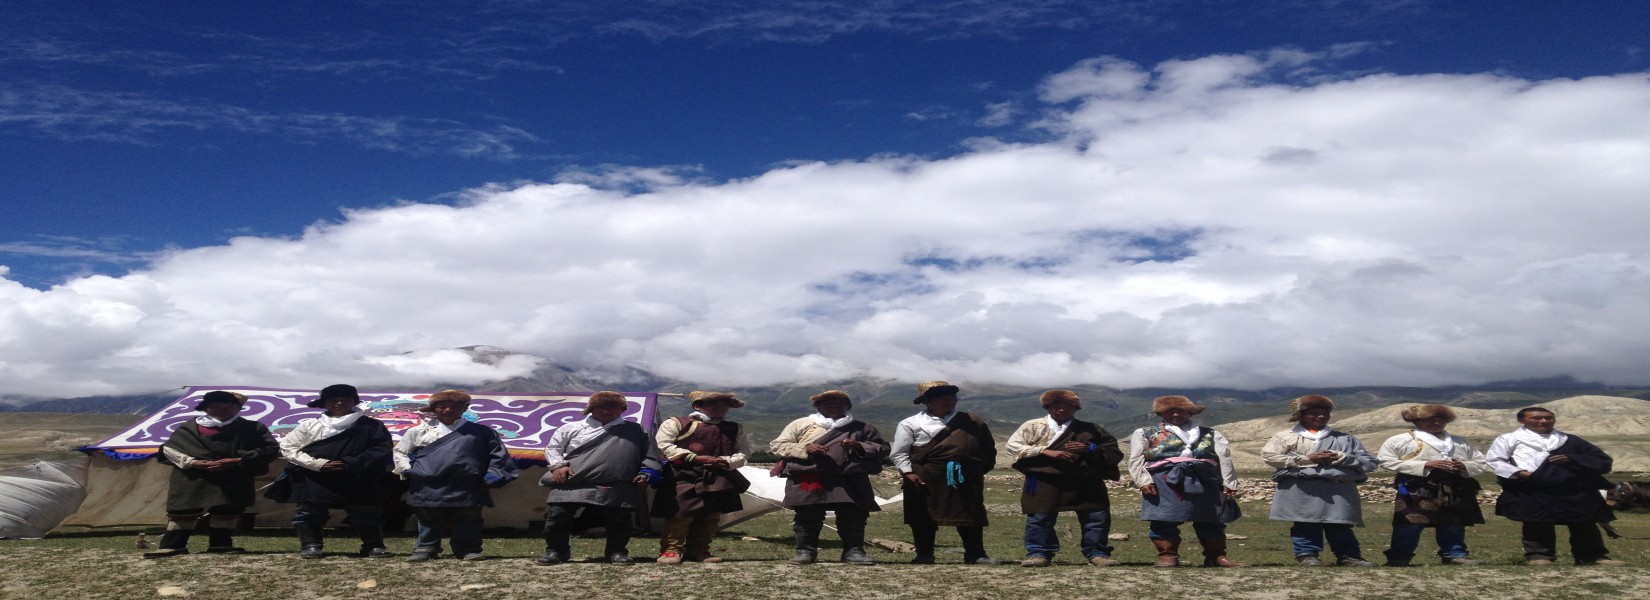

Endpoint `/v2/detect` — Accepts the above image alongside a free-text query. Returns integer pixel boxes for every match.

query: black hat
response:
[912,381,960,405]
[193,390,247,411]
[308,384,361,408]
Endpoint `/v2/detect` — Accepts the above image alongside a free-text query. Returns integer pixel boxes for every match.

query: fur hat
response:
[420,389,472,413]
[584,391,630,414]
[194,390,247,411]
[913,381,960,405]
[1151,395,1205,415]
[1401,404,1456,424]
[688,390,745,409]
[1039,389,1081,409]
[308,384,360,408]
[810,390,852,405]
[1288,394,1335,422]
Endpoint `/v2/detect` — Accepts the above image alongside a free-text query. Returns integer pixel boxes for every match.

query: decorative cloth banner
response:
[80,386,658,465]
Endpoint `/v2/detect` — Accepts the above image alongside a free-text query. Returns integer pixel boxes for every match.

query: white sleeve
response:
[890,419,917,474]
[1377,434,1431,476]
[1485,434,1521,479]
[726,425,752,469]
[161,446,196,470]
[279,421,330,471]
[1004,420,1048,460]
[544,427,574,471]
[1214,431,1239,488]
[1125,429,1150,488]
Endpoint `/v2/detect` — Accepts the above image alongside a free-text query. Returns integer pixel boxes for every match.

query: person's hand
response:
[551,466,573,484]
[1306,451,1338,465]
[805,443,829,455]
[1060,441,1088,453]
[188,459,218,470]
[1223,486,1238,497]
[632,474,649,485]
[1424,459,1458,472]
[839,438,862,451]
[1141,483,1158,496]
[1040,449,1077,462]
[1547,454,1571,464]
[902,472,925,487]
[321,460,346,472]
[1514,470,1532,479]
[692,455,722,465]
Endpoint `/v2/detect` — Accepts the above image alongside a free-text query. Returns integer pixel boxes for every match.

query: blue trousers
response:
[414,506,485,556]
[1024,509,1113,559]
[1385,523,1468,561]
[1289,522,1362,559]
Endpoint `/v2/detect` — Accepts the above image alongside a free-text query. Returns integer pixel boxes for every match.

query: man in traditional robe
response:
[769,389,889,565]
[1126,395,1244,568]
[1486,407,1627,566]
[144,390,279,558]
[268,384,395,558]
[891,381,999,565]
[1005,389,1123,567]
[1376,404,1489,566]
[536,391,664,566]
[1261,394,1379,567]
[393,389,519,562]
[652,391,751,564]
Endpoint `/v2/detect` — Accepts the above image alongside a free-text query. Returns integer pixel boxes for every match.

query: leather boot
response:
[910,526,937,564]
[686,514,722,562]
[295,522,325,558]
[659,517,691,562]
[142,530,192,559]
[1152,538,1180,567]
[789,518,820,564]
[1199,537,1245,567]
[205,528,245,553]
[358,526,391,557]
[959,526,997,564]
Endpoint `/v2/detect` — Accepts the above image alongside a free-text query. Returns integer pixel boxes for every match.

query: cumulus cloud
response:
[3,51,1649,397]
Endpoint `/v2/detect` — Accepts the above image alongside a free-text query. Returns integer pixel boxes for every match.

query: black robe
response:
[1495,435,1616,523]
[158,419,279,511]
[267,417,393,507]
[904,412,995,527]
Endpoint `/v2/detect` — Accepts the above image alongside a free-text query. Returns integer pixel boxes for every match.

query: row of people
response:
[144,383,1625,567]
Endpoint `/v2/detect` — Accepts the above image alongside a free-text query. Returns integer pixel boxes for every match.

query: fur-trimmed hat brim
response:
[810,390,852,405]
[1039,389,1081,409]
[1152,395,1205,415]
[1401,404,1456,423]
[1288,394,1335,421]
[913,382,960,405]
[689,391,746,409]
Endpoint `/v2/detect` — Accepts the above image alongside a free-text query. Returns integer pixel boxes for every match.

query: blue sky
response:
[2,1,1649,397]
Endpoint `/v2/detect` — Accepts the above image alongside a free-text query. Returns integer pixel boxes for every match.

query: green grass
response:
[8,474,1650,599]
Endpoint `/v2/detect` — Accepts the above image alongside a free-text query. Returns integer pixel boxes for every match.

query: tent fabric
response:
[0,459,89,538]
[64,387,658,528]
[713,466,904,528]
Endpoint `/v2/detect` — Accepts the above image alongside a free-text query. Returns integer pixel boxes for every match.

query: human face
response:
[1298,407,1332,430]
[1519,410,1557,434]
[323,396,360,417]
[924,394,959,417]
[202,402,240,421]
[430,401,466,425]
[1414,416,1449,435]
[1159,408,1192,426]
[588,403,626,424]
[1045,402,1079,423]
[694,399,732,420]
[815,397,850,419]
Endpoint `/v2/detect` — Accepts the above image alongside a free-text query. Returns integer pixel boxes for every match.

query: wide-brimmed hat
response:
[584,391,630,414]
[913,381,960,405]
[307,384,360,408]
[1152,395,1205,415]
[1288,394,1334,422]
[420,389,472,413]
[1401,404,1456,424]
[810,390,851,405]
[194,391,247,411]
[1039,389,1080,409]
[688,390,745,409]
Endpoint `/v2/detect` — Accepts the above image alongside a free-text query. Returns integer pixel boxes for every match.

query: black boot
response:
[142,530,192,559]
[789,517,821,565]
[959,527,998,565]
[838,511,875,565]
[358,526,391,557]
[910,526,937,564]
[205,528,244,553]
[295,522,324,559]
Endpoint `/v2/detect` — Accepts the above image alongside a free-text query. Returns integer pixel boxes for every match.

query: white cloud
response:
[3,52,1649,396]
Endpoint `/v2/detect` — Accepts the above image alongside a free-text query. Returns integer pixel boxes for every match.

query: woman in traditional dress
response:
[1261,394,1378,567]
[1126,395,1244,568]
[1376,404,1489,566]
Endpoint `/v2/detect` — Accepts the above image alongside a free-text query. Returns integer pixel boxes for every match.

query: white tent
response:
[0,459,88,538]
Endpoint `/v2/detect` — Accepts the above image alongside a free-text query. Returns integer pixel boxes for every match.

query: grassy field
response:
[6,474,1650,599]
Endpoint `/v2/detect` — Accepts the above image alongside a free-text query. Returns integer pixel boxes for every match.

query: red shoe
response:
[657,551,683,565]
